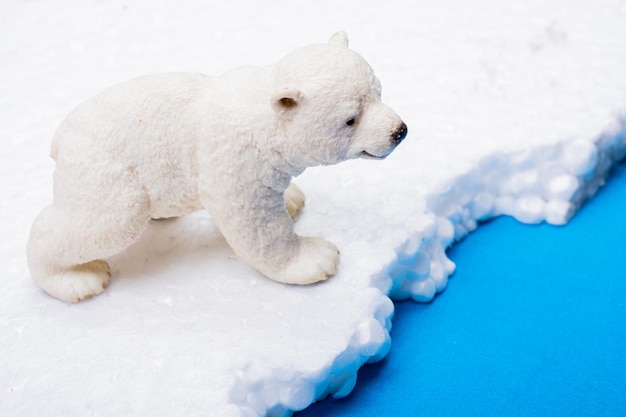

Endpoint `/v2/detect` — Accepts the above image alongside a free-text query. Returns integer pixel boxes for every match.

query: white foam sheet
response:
[2,1,625,416]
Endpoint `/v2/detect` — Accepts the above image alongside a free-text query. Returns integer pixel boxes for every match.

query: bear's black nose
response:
[392,122,408,144]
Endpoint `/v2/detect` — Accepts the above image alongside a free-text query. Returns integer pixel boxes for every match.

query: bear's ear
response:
[328,31,349,47]
[270,87,303,119]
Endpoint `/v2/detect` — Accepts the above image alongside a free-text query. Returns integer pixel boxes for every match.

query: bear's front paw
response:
[285,183,305,219]
[270,236,340,285]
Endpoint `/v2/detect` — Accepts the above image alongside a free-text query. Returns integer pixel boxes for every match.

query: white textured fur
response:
[27,32,406,302]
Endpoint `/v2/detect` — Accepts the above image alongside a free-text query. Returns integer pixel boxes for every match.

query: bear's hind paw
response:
[39,260,111,303]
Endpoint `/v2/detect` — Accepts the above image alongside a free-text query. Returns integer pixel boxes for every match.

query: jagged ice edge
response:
[391,117,626,302]
[227,118,626,417]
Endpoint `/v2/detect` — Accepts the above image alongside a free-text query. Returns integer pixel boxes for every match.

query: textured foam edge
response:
[225,287,394,417]
[225,118,626,417]
[390,116,626,302]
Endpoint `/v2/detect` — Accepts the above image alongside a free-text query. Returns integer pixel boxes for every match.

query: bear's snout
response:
[392,122,408,144]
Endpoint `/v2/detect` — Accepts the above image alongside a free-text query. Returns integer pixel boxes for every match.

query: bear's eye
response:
[346,118,356,126]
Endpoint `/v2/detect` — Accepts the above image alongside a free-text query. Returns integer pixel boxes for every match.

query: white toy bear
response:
[27,32,408,302]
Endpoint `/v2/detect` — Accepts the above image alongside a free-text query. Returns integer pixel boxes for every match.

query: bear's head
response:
[269,32,407,170]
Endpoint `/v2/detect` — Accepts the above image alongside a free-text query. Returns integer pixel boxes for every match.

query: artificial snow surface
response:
[1,1,626,416]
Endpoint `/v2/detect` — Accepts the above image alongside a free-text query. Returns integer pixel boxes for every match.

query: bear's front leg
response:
[205,184,339,285]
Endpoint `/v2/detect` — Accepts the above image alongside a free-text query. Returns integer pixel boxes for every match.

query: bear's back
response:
[51,72,210,162]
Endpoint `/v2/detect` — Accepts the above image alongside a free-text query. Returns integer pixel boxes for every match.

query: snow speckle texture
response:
[1,1,625,416]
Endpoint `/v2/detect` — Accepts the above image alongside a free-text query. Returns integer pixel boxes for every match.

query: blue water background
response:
[298,163,626,416]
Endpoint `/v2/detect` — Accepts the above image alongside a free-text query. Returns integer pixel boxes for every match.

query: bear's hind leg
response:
[27,199,149,302]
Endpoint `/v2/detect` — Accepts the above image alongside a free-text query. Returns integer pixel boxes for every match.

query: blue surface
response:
[298,163,626,417]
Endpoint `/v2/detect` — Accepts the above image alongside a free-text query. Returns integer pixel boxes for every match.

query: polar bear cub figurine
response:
[27,32,408,302]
